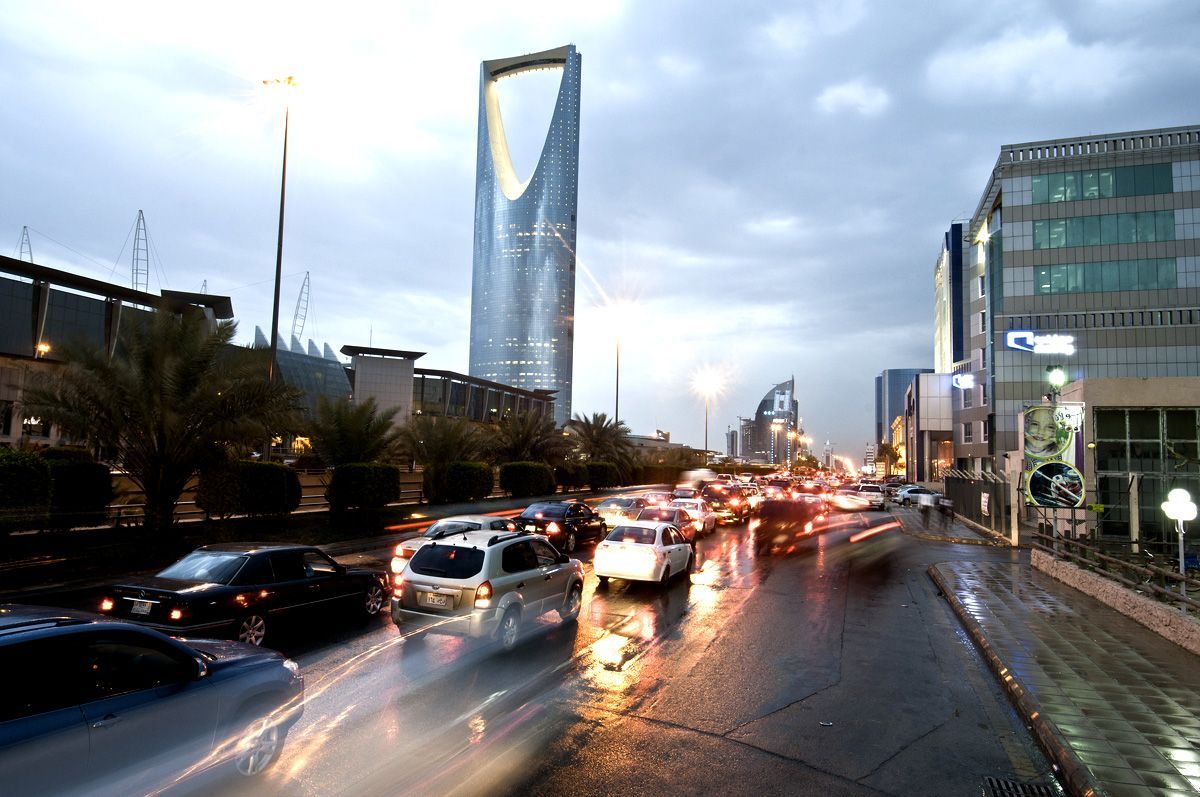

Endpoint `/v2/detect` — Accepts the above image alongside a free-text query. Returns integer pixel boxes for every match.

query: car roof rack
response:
[487,531,528,546]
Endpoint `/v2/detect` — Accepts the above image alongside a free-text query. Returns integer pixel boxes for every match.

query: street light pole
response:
[267,96,291,387]
[704,395,709,456]
[1161,488,1197,597]
[614,336,620,423]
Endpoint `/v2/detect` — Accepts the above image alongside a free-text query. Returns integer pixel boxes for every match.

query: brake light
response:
[99,598,114,612]
[547,521,561,534]
[393,573,405,590]
[729,498,741,507]
[169,608,183,621]
[393,543,415,558]
[475,580,493,609]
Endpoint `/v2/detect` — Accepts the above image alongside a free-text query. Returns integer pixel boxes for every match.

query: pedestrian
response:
[939,495,953,529]
[918,492,933,529]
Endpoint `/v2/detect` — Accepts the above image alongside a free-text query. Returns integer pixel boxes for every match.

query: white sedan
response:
[669,499,717,536]
[390,515,515,574]
[593,521,693,588]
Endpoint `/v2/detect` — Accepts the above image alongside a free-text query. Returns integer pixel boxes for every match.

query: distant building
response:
[904,373,953,483]
[725,426,738,458]
[468,45,582,427]
[743,378,801,465]
[934,222,966,374]
[875,369,932,445]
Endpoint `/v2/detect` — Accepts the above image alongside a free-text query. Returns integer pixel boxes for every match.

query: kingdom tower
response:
[468,44,581,427]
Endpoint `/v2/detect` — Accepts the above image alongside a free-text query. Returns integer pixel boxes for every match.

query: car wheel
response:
[234,715,284,776]
[597,575,609,587]
[563,532,577,553]
[685,550,694,573]
[560,582,583,622]
[362,582,385,617]
[497,607,521,652]
[237,614,268,646]
[658,565,671,590]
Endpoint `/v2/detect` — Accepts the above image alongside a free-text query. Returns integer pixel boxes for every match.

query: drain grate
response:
[981,776,1057,797]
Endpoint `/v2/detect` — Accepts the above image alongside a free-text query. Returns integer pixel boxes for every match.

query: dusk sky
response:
[2,1,1197,458]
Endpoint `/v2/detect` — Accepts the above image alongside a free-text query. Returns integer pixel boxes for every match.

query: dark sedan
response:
[98,543,390,646]
[0,605,303,796]
[516,501,607,553]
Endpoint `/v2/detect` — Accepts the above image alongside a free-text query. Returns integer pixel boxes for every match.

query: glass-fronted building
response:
[742,378,801,465]
[875,368,932,445]
[468,44,581,427]
[955,125,1200,474]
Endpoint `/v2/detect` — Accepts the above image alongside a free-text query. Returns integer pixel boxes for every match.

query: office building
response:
[742,378,801,465]
[904,373,953,483]
[954,125,1200,474]
[725,427,738,458]
[934,223,966,373]
[875,368,932,445]
[468,45,582,427]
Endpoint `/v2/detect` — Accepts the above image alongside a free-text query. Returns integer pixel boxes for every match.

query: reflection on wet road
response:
[183,510,930,796]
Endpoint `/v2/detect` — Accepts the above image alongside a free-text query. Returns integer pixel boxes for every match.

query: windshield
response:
[408,545,485,579]
[598,498,635,509]
[423,520,482,538]
[157,552,248,584]
[520,504,566,519]
[637,508,677,522]
[606,526,656,545]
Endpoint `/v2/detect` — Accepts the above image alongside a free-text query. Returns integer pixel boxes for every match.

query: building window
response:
[978,275,986,297]
[962,386,973,409]
[1033,211,1175,250]
[1031,163,1172,204]
[962,423,973,444]
[981,381,988,406]
[980,420,989,443]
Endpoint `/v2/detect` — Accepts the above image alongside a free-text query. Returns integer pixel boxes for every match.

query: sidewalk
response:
[930,559,1200,797]
[890,504,1008,546]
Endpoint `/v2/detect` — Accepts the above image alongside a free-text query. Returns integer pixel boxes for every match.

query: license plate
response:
[424,593,448,607]
[525,525,537,532]
[131,600,152,615]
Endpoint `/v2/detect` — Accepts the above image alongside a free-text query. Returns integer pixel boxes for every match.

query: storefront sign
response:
[1005,331,1076,356]
[951,374,975,389]
[1020,403,1086,509]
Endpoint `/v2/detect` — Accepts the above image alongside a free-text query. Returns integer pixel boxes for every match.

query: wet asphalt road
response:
[181,510,1056,797]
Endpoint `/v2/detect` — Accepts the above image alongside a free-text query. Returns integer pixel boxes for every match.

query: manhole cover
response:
[981,776,1056,797]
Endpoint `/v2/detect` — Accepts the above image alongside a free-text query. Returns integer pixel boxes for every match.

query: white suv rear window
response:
[409,545,485,579]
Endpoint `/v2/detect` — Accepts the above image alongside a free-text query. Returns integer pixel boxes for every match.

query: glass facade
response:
[1032,210,1174,249]
[271,348,353,416]
[469,45,581,427]
[410,370,553,423]
[1031,162,1173,204]
[1033,258,1176,295]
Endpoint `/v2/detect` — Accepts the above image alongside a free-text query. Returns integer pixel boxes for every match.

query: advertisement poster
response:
[1021,404,1085,508]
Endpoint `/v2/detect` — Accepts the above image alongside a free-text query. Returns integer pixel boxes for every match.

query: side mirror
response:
[557,553,570,564]
[194,657,209,679]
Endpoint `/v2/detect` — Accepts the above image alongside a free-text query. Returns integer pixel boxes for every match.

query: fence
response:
[942,471,1009,534]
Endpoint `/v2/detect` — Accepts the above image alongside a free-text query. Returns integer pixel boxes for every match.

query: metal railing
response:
[1032,530,1200,614]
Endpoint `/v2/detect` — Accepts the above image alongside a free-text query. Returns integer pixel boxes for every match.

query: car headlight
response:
[283,659,300,677]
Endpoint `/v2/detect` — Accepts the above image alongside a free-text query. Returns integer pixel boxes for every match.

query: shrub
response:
[39,446,96,462]
[0,449,51,532]
[499,461,556,498]
[327,463,400,512]
[197,461,301,519]
[290,453,325,471]
[586,461,620,491]
[45,459,113,530]
[554,462,588,492]
[442,461,493,503]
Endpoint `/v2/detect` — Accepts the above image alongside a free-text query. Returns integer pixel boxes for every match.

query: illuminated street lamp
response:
[691,366,725,456]
[1045,365,1067,404]
[34,341,51,359]
[1161,488,1197,596]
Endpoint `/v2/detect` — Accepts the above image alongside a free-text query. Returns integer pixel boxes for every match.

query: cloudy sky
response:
[2,1,1198,458]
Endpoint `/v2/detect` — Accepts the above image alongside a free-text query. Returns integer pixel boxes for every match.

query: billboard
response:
[1021,403,1085,508]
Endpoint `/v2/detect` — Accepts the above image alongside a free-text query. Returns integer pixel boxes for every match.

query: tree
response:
[484,411,569,465]
[394,415,481,470]
[308,395,402,468]
[876,442,900,478]
[24,308,301,538]
[565,412,635,478]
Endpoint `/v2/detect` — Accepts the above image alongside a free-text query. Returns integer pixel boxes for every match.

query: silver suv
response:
[390,531,584,651]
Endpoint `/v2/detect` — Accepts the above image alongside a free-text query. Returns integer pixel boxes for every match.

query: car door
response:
[663,527,690,574]
[498,541,550,616]
[303,549,357,609]
[75,629,218,791]
[565,504,588,541]
[267,549,314,619]
[0,636,91,797]
[530,539,569,613]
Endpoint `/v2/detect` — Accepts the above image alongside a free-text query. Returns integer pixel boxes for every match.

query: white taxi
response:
[593,521,693,588]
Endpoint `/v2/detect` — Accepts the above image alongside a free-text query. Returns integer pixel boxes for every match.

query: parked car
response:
[636,506,699,541]
[0,605,303,796]
[595,496,649,525]
[896,486,938,506]
[669,498,718,536]
[516,501,607,553]
[98,544,391,647]
[391,531,584,651]
[392,515,517,570]
[593,521,693,588]
[882,482,917,498]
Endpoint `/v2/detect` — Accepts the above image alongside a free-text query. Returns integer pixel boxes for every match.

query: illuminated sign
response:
[1005,330,1076,356]
[951,374,975,390]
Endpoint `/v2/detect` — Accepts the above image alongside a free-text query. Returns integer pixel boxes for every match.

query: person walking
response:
[918,491,933,529]
[939,495,953,529]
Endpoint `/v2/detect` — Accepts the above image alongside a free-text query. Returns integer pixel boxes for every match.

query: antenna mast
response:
[18,227,33,262]
[291,271,310,340]
[132,210,149,292]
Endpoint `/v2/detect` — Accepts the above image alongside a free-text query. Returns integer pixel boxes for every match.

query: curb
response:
[926,563,1101,797]
[952,513,1024,548]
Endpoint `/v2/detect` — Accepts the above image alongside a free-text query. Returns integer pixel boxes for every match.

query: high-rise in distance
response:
[468,45,581,427]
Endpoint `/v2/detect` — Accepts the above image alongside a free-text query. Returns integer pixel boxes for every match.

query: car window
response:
[303,551,339,577]
[409,545,486,579]
[231,555,273,586]
[156,551,248,584]
[269,550,307,581]
[0,637,81,720]
[605,526,656,544]
[637,508,672,522]
[664,528,681,546]
[489,519,515,531]
[425,520,482,538]
[77,633,194,701]
[567,504,585,517]
[501,541,539,573]
[521,504,566,519]
[530,540,559,566]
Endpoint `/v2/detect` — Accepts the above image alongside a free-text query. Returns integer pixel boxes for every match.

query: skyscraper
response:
[469,45,582,427]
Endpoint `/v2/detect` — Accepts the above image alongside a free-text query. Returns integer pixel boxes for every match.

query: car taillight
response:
[547,521,561,534]
[393,543,415,558]
[729,498,741,507]
[99,598,114,612]
[475,580,493,609]
[169,608,184,621]
[393,574,405,590]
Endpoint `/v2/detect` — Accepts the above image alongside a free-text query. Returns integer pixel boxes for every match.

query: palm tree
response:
[308,396,402,467]
[394,414,481,470]
[484,411,569,465]
[25,308,302,537]
[565,412,635,475]
[876,442,900,478]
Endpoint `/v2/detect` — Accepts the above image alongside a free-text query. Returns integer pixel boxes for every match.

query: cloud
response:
[815,79,890,116]
[744,215,803,236]
[925,26,1141,105]
[656,54,699,79]
[761,0,867,52]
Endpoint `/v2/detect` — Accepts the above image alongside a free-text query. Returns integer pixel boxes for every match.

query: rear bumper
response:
[390,597,500,639]
[117,617,236,637]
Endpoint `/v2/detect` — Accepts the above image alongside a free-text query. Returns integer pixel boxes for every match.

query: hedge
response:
[554,462,588,492]
[586,461,620,491]
[45,459,113,531]
[197,461,301,519]
[499,461,555,498]
[327,463,400,512]
[0,449,51,532]
[443,461,494,503]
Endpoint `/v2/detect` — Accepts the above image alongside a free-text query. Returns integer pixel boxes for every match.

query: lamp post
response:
[615,335,620,423]
[1045,365,1067,404]
[264,76,297,388]
[691,366,725,460]
[1161,488,1197,597]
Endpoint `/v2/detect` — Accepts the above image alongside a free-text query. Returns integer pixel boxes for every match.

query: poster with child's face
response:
[1021,405,1084,508]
